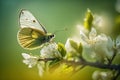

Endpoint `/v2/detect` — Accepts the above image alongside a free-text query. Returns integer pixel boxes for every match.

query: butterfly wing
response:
[18,9,47,50]
[19,9,47,33]
[17,28,46,50]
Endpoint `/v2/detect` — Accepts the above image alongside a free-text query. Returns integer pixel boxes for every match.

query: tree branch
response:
[62,59,120,71]
[37,57,120,71]
[37,58,57,62]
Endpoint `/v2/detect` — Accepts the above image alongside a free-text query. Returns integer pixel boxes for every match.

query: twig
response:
[37,57,120,80]
[37,57,120,72]
[37,58,57,62]
[62,59,120,71]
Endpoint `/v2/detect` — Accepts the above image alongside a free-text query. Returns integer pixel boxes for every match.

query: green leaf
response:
[84,8,93,31]
[69,39,78,50]
[69,40,83,56]
[57,42,66,57]
[78,43,83,54]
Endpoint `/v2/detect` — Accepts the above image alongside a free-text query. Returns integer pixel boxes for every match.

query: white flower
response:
[80,28,97,46]
[40,42,62,58]
[80,28,114,62]
[22,53,38,68]
[92,71,113,80]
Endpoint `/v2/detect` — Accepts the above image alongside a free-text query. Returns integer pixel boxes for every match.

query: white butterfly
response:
[17,9,55,50]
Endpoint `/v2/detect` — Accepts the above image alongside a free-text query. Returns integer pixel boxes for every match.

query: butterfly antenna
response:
[53,28,67,34]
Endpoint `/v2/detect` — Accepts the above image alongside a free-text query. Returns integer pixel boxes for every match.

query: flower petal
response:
[89,28,97,40]
[40,42,62,58]
[80,30,88,43]
[37,63,45,76]
[22,53,38,68]
[22,53,31,59]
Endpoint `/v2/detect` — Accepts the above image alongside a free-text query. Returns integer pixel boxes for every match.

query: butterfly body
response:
[17,9,54,50]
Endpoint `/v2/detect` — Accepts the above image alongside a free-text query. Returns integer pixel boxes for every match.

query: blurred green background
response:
[0,0,119,80]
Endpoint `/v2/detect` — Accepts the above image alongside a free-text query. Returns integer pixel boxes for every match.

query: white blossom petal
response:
[22,53,31,59]
[80,30,88,44]
[80,28,114,62]
[37,62,45,76]
[22,53,38,68]
[89,28,97,40]
[94,34,113,61]
[40,42,62,58]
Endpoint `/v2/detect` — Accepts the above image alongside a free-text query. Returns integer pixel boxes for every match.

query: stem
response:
[37,57,120,71]
[38,58,57,62]
[37,57,120,79]
[62,59,120,71]
[62,59,120,80]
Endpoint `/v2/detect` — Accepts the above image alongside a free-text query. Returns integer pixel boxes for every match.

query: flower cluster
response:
[40,42,62,59]
[22,42,63,76]
[22,53,38,68]
[80,28,114,62]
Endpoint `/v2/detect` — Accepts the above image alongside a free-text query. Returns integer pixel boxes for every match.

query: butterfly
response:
[17,9,55,50]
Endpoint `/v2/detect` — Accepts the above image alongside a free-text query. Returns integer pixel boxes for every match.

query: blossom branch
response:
[38,58,58,62]
[37,56,120,73]
[62,58,120,71]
